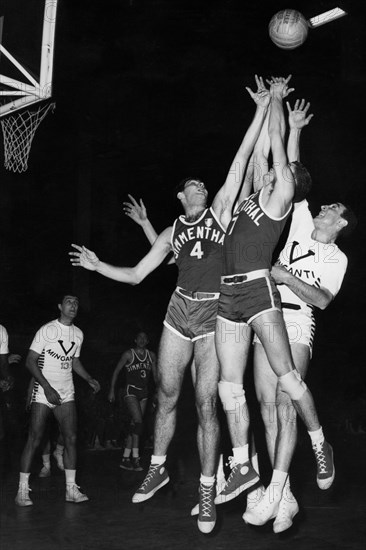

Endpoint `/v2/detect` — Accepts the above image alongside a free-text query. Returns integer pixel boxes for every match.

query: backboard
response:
[0,1,58,172]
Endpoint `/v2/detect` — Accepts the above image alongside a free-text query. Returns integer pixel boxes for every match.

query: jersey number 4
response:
[190,241,204,259]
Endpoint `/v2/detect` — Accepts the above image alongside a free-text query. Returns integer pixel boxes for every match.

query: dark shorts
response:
[122,384,148,401]
[217,276,282,325]
[164,289,219,341]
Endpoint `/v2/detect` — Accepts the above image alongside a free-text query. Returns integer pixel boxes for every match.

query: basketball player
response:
[15,294,100,507]
[70,75,271,533]
[246,100,356,531]
[214,77,336,524]
[108,331,156,471]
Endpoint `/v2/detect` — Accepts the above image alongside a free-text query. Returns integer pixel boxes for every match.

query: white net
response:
[0,102,55,173]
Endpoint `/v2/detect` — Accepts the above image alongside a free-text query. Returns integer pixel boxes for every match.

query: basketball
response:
[269,9,309,50]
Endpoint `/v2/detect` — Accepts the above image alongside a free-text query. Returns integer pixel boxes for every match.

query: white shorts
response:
[31,380,75,409]
[253,306,315,357]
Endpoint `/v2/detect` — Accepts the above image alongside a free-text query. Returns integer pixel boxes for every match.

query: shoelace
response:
[221,456,241,489]
[200,484,214,517]
[226,456,238,470]
[67,483,82,493]
[19,485,32,496]
[313,442,328,474]
[140,464,159,490]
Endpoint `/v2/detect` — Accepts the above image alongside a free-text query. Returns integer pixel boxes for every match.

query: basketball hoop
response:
[0,101,55,173]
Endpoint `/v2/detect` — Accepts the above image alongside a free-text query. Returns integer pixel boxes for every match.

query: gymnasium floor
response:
[1,430,364,550]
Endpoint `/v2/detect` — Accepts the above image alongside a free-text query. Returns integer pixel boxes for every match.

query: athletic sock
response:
[200,474,215,486]
[65,469,76,485]
[132,448,139,458]
[151,454,166,466]
[19,472,30,484]
[123,448,132,458]
[308,426,325,445]
[233,444,249,464]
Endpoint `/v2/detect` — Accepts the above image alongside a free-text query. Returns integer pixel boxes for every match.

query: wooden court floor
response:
[1,433,365,550]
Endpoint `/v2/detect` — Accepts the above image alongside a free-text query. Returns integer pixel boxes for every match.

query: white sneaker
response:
[242,485,280,526]
[53,451,65,471]
[39,465,51,478]
[15,483,33,507]
[65,483,89,503]
[273,493,299,533]
[246,483,265,510]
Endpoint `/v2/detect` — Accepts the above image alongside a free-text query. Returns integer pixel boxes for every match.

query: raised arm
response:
[123,194,158,245]
[265,75,295,217]
[124,195,175,265]
[69,226,173,285]
[211,75,270,228]
[286,99,314,162]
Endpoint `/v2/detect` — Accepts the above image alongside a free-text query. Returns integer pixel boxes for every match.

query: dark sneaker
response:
[132,463,169,503]
[313,440,335,490]
[215,458,259,505]
[197,483,216,534]
[119,458,134,471]
[132,457,143,471]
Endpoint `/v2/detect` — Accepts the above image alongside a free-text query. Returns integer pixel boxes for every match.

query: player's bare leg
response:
[54,401,88,503]
[244,312,333,526]
[214,318,259,504]
[192,334,220,533]
[16,403,51,506]
[132,326,192,503]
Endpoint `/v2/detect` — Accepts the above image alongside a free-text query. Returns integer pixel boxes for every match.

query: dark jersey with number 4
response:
[171,207,226,293]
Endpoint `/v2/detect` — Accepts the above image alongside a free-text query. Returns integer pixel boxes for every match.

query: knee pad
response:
[218,380,246,410]
[132,422,143,436]
[278,369,307,400]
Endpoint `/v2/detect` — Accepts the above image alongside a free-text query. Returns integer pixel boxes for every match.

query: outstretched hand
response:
[268,75,294,98]
[246,75,271,108]
[123,194,147,226]
[69,244,100,271]
[286,99,314,129]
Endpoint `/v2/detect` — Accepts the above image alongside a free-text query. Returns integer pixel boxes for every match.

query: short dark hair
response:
[291,161,312,203]
[174,177,204,197]
[58,293,79,306]
[338,204,358,239]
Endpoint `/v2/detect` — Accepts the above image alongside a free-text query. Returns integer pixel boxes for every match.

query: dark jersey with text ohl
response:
[171,207,226,293]
[223,189,291,275]
[125,349,153,389]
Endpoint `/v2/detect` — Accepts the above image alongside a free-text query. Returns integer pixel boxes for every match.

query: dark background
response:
[0,0,365,415]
